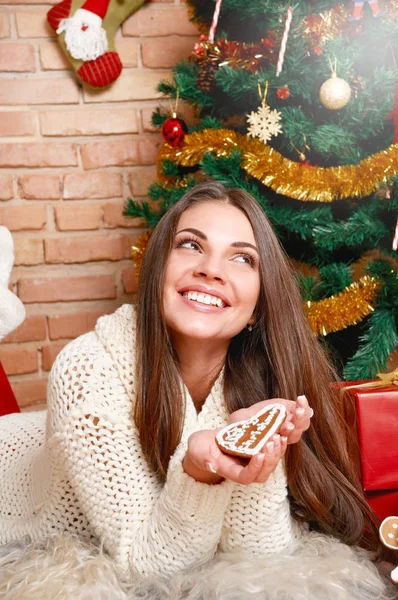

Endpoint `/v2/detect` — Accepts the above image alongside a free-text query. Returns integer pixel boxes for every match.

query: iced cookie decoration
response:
[379,516,398,583]
[216,404,287,458]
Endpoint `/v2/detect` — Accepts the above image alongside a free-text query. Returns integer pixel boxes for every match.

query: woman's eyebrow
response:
[176,228,258,253]
[176,227,206,239]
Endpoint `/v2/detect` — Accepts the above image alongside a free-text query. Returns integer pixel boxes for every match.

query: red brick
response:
[0,346,38,375]
[22,402,47,412]
[11,377,48,408]
[16,10,55,37]
[103,201,144,228]
[115,38,138,67]
[0,79,79,106]
[0,205,46,231]
[19,275,116,303]
[2,315,46,343]
[48,310,104,340]
[0,42,35,72]
[81,138,160,169]
[42,342,67,371]
[63,172,122,199]
[0,111,35,137]
[0,10,10,38]
[142,37,196,68]
[18,174,60,199]
[123,6,199,37]
[40,107,138,136]
[0,174,13,200]
[0,143,77,167]
[83,71,164,103]
[14,238,44,265]
[122,266,138,294]
[44,233,139,263]
[39,42,71,70]
[55,204,102,231]
[128,166,157,196]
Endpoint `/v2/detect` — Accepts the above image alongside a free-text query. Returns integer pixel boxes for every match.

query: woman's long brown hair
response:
[135,181,381,553]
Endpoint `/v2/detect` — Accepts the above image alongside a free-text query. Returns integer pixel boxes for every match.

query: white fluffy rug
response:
[0,532,396,600]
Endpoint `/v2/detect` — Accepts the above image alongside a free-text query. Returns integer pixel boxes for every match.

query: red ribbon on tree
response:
[387,85,398,143]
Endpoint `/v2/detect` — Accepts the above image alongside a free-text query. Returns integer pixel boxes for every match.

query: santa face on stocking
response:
[57,0,109,62]
[47,0,146,88]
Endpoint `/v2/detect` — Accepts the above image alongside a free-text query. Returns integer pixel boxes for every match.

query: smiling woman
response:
[0,182,394,597]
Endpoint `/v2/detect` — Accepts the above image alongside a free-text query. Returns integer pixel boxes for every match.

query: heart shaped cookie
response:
[216,403,287,458]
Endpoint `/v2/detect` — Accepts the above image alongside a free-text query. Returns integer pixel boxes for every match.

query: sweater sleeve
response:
[219,461,302,557]
[47,331,234,579]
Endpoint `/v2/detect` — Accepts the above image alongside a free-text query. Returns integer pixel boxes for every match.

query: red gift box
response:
[340,376,398,492]
[0,360,20,417]
[365,489,398,522]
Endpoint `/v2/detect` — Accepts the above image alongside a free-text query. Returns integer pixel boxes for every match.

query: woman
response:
[0,182,391,594]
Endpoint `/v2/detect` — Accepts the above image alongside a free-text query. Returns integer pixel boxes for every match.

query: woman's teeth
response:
[183,291,225,308]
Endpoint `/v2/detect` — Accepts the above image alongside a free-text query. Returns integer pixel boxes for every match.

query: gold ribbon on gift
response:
[339,368,398,402]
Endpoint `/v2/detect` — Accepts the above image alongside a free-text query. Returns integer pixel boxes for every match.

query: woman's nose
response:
[194,254,225,281]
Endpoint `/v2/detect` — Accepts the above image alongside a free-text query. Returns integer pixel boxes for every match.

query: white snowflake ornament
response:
[247,103,283,144]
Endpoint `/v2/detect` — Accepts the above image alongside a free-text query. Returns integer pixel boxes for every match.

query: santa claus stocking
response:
[47,0,146,88]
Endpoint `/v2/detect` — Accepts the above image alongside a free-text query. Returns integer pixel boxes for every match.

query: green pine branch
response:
[344,309,398,379]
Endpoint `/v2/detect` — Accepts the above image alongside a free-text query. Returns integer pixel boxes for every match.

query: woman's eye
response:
[233,254,256,266]
[175,239,201,251]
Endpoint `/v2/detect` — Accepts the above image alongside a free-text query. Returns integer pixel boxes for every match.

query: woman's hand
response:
[183,428,287,485]
[228,395,313,445]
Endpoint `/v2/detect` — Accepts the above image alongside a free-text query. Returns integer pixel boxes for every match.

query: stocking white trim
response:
[0,226,26,340]
[57,8,108,61]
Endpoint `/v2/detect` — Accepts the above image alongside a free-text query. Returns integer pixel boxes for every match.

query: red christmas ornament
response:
[194,42,205,56]
[161,113,188,147]
[277,85,290,100]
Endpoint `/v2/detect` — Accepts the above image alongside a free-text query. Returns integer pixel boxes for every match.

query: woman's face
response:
[163,201,261,345]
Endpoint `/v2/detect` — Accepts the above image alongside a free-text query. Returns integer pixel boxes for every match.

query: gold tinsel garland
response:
[304,276,381,336]
[158,129,398,202]
[132,234,381,336]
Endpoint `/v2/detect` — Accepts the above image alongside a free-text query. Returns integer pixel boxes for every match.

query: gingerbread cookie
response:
[216,403,287,458]
[379,516,398,584]
[379,516,398,550]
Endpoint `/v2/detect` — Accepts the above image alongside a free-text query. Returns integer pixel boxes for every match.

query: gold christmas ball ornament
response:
[319,72,352,110]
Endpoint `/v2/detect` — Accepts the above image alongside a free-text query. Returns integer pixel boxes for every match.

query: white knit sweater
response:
[0,304,300,579]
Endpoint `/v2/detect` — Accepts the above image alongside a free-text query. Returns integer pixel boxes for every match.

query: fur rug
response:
[0,532,396,600]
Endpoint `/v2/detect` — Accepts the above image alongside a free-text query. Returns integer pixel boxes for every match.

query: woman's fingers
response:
[255,435,287,483]
[215,434,287,485]
[293,394,312,431]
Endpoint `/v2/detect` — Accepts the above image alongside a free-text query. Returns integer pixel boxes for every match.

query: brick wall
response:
[0,0,199,409]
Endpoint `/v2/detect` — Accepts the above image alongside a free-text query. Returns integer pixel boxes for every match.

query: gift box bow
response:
[339,368,398,401]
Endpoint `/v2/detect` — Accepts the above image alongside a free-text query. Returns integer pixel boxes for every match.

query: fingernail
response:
[296,407,305,417]
[297,394,307,403]
[206,461,217,474]
[286,422,294,431]
[281,436,288,444]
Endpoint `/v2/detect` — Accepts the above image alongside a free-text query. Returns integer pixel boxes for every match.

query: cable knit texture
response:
[0,304,301,579]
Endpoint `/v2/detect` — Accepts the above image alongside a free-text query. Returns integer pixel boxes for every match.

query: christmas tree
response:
[125,0,398,379]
